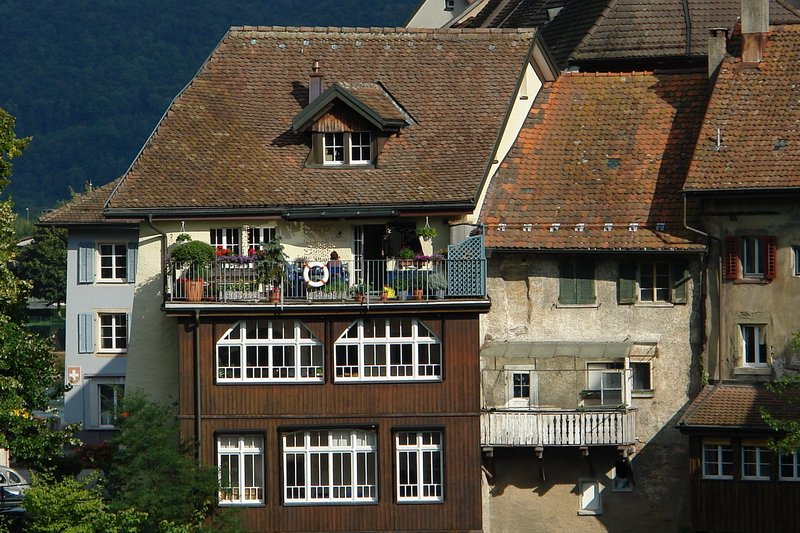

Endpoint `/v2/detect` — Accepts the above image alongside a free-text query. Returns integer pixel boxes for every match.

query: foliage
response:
[171,239,216,265]
[398,247,414,260]
[16,226,68,307]
[761,372,800,454]
[416,225,437,241]
[350,282,368,296]
[256,236,288,288]
[23,472,147,533]
[428,272,448,290]
[391,276,408,292]
[106,392,229,532]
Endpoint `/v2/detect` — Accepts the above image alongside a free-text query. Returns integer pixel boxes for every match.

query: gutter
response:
[146,215,169,297]
[194,309,202,463]
[683,193,722,383]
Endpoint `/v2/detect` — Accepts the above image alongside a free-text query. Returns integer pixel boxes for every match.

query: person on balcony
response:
[327,251,343,280]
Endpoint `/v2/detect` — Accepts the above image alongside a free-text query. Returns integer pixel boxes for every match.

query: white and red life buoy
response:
[303,262,329,288]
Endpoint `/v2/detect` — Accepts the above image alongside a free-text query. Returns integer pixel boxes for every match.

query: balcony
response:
[480,367,637,447]
[164,256,487,307]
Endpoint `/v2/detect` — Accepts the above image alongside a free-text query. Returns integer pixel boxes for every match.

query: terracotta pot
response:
[354,294,366,303]
[269,287,282,303]
[413,289,424,300]
[185,280,204,301]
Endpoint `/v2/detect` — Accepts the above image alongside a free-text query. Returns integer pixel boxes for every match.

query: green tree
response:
[107,393,236,532]
[761,332,800,454]
[0,108,75,468]
[16,226,67,310]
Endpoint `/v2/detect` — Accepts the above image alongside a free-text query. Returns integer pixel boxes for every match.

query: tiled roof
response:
[457,0,552,29]
[481,70,709,251]
[105,27,537,214]
[337,83,408,124]
[679,382,800,430]
[685,25,800,191]
[38,178,133,225]
[572,0,800,62]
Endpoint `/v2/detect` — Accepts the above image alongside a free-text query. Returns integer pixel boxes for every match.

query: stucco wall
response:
[406,0,470,28]
[481,252,703,531]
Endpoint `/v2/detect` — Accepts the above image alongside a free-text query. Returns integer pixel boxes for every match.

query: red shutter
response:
[764,236,777,281]
[723,236,739,280]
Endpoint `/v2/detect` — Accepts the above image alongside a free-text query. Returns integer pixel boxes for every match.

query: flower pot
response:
[354,294,366,303]
[380,293,388,302]
[413,289,424,300]
[185,280,204,301]
[269,287,282,303]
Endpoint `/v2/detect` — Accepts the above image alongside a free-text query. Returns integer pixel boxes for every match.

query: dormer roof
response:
[292,82,410,133]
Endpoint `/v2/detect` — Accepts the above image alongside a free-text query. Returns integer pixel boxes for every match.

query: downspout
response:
[146,215,169,299]
[194,309,202,463]
[684,194,722,382]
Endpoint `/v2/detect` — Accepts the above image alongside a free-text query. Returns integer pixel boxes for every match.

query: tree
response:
[16,226,67,309]
[0,107,75,468]
[761,332,800,454]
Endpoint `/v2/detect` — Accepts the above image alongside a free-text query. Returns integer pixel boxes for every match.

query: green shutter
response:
[559,261,577,305]
[671,262,689,304]
[576,260,596,304]
[618,262,637,304]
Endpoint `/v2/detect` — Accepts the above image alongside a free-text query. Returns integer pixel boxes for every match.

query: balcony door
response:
[354,225,386,292]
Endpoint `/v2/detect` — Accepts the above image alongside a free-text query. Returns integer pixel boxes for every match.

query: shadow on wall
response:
[484,407,697,533]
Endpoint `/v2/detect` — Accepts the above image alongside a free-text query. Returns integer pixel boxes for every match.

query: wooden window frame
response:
[98,312,128,353]
[218,434,266,505]
[702,442,734,479]
[395,430,444,503]
[740,324,768,367]
[558,259,596,305]
[724,235,777,281]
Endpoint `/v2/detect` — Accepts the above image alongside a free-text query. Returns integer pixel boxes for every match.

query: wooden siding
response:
[177,312,482,532]
[688,435,800,532]
[313,106,371,133]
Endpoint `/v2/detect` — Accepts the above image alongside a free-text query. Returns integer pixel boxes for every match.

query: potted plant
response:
[170,233,215,301]
[324,280,349,299]
[411,272,428,300]
[398,246,415,267]
[428,272,447,299]
[416,225,437,242]
[392,276,409,300]
[256,235,288,303]
[350,283,369,303]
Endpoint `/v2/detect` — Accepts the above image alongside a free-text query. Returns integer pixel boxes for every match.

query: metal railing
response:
[166,257,487,304]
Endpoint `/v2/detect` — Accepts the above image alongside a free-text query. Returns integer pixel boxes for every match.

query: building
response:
[44,26,557,532]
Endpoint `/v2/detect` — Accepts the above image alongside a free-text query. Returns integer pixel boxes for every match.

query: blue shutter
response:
[78,313,94,353]
[78,242,94,283]
[126,242,137,283]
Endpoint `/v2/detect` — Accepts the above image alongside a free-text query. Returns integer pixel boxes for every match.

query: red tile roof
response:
[38,178,133,225]
[685,24,800,191]
[104,27,538,215]
[679,382,800,430]
[481,70,709,251]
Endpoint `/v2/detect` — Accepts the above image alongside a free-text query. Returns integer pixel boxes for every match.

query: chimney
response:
[708,28,728,77]
[309,60,323,103]
[741,0,769,63]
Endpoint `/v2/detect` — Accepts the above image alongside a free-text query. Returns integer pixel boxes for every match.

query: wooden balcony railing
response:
[480,410,636,447]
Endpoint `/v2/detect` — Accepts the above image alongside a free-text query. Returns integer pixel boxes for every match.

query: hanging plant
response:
[417,225,437,242]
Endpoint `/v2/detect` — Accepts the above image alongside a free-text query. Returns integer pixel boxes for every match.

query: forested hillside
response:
[0,0,418,214]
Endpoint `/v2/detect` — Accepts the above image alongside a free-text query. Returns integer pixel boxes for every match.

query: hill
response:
[0,0,418,214]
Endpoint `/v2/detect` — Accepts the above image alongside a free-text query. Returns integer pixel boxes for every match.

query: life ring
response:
[303,262,329,288]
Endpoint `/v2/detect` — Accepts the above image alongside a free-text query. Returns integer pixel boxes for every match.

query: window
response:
[320,132,373,166]
[585,362,624,406]
[558,260,596,305]
[99,313,127,353]
[246,226,276,252]
[210,228,240,255]
[618,261,688,304]
[794,246,800,276]
[218,435,265,505]
[396,431,443,503]
[216,320,323,383]
[98,382,124,427]
[702,442,733,479]
[741,325,768,366]
[334,318,442,381]
[742,445,771,480]
[723,235,777,281]
[780,453,800,480]
[444,0,455,10]
[631,361,652,393]
[98,243,127,281]
[283,429,377,504]
[578,480,602,515]
[505,366,537,407]
[350,132,372,164]
[612,458,634,492]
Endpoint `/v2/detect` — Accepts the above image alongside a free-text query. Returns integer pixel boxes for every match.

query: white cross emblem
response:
[67,366,81,384]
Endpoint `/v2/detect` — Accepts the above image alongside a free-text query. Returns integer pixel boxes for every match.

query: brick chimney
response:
[741,0,769,63]
[309,60,323,103]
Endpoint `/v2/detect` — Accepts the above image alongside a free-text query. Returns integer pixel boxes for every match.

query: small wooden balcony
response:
[480,410,636,447]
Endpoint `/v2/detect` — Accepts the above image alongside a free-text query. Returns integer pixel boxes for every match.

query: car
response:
[0,466,30,512]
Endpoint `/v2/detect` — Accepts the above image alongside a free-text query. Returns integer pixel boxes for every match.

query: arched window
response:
[217,320,323,383]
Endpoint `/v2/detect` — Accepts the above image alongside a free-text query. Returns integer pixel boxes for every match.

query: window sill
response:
[734,366,772,376]
[702,476,734,481]
[556,302,599,309]
[219,502,265,508]
[306,163,376,170]
[396,499,445,505]
[632,390,654,399]
[633,302,674,308]
[96,351,128,357]
[732,278,771,285]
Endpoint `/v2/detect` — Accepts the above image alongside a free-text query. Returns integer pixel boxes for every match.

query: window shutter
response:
[723,236,739,280]
[764,236,777,281]
[670,262,689,304]
[576,260,596,304]
[78,313,94,353]
[126,242,138,283]
[618,262,637,304]
[78,242,94,283]
[558,261,577,304]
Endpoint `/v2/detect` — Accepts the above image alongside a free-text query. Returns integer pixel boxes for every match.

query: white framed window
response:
[246,226,276,252]
[98,243,127,281]
[218,435,265,505]
[780,453,800,480]
[99,313,128,353]
[350,132,371,164]
[578,479,602,515]
[638,262,670,302]
[396,431,443,503]
[702,442,733,479]
[740,324,768,367]
[210,228,241,255]
[323,132,345,164]
[334,318,442,382]
[585,362,625,406]
[444,0,455,10]
[742,445,771,480]
[505,366,537,407]
[216,320,323,383]
[741,237,764,277]
[86,377,124,428]
[282,429,377,504]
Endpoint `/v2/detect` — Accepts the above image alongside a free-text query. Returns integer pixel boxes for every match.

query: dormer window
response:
[322,131,372,166]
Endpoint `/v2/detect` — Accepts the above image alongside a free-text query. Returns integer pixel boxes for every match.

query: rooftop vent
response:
[774,139,789,151]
